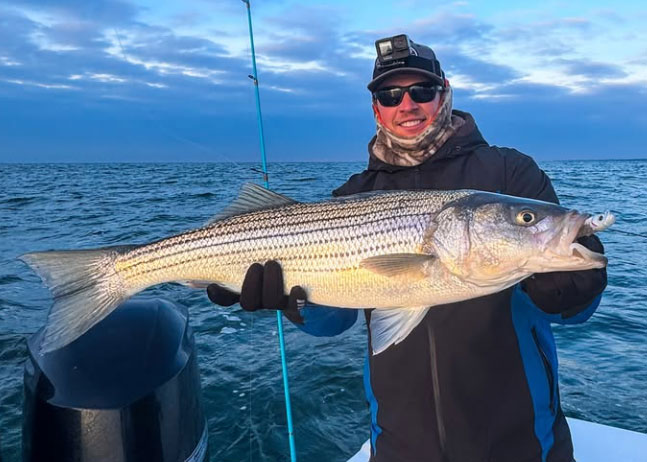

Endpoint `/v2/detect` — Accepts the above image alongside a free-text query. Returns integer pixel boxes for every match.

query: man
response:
[207,35,607,462]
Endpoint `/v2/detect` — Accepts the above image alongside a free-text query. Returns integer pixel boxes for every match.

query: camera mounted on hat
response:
[368,34,446,91]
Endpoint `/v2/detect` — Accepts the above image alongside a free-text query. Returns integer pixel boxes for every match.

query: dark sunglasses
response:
[373,83,443,107]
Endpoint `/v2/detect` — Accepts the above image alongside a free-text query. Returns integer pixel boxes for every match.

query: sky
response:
[0,0,646,162]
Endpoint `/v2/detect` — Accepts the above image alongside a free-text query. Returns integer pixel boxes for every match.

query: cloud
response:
[461,80,647,160]
[0,8,41,52]
[489,16,599,66]
[439,49,521,84]
[0,3,605,111]
[594,9,626,24]
[0,7,258,109]
[115,24,241,75]
[0,1,645,162]
[8,0,139,25]
[409,12,494,44]
[256,5,367,79]
[0,2,369,114]
[552,58,627,80]
[497,16,592,40]
[351,11,493,50]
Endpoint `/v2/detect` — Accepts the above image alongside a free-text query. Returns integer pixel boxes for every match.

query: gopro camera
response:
[375,34,414,67]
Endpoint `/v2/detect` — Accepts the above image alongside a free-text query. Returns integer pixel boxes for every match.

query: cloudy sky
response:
[1,0,646,162]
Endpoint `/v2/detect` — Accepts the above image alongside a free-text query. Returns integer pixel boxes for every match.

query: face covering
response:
[371,85,465,167]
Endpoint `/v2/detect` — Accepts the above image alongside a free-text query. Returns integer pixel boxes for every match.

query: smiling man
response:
[207,35,607,462]
[367,43,459,167]
[374,76,443,133]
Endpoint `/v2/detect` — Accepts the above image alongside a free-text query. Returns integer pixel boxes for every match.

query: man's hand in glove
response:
[206,260,306,324]
[522,235,607,318]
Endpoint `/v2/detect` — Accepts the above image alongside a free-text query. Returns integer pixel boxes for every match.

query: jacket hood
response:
[366,110,488,173]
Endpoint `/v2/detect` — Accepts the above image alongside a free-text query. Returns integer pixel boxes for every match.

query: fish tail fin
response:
[19,245,138,354]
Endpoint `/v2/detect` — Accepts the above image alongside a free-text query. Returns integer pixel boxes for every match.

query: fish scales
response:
[114,190,469,308]
[116,191,437,271]
[122,192,431,264]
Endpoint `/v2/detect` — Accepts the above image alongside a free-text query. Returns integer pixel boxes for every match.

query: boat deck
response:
[347,418,647,462]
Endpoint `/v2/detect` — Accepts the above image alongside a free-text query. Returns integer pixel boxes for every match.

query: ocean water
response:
[1,161,646,461]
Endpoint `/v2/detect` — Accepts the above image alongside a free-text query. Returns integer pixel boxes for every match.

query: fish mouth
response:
[569,241,607,265]
[549,212,607,267]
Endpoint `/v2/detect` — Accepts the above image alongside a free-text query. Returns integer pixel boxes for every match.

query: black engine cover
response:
[23,298,208,462]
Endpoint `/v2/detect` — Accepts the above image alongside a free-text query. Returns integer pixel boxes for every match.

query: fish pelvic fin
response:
[370,306,431,355]
[19,245,138,354]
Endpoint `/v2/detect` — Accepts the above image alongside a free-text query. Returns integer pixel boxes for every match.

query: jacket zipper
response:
[531,327,555,412]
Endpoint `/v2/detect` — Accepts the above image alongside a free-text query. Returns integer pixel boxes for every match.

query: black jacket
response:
[301,111,606,462]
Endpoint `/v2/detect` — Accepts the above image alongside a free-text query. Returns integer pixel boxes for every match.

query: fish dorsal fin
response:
[370,307,431,354]
[207,183,299,224]
[360,253,436,280]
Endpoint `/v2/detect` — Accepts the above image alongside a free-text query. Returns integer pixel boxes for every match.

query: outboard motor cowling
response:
[22,298,208,462]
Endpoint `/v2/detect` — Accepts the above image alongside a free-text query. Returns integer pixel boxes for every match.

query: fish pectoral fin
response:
[370,307,431,355]
[206,183,299,224]
[360,253,436,280]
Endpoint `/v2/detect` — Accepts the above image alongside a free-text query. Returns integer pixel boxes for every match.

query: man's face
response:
[374,73,442,139]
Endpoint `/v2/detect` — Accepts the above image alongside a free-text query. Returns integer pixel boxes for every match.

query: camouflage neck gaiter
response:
[370,86,465,167]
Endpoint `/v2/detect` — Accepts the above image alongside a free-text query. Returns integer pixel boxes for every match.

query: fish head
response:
[430,193,608,286]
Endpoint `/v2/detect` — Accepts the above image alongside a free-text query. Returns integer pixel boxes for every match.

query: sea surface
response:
[1,161,646,461]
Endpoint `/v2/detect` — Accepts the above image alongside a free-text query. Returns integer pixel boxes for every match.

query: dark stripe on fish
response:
[119,210,429,271]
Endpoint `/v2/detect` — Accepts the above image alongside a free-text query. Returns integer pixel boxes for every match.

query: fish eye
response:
[516,210,536,225]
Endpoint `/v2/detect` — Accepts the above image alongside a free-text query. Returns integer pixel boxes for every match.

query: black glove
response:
[206,260,306,324]
[522,235,607,318]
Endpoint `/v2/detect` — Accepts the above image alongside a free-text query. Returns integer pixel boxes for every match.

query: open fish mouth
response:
[569,241,606,264]
[554,212,607,266]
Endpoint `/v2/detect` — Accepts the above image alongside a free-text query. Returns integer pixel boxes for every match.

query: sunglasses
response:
[373,83,443,107]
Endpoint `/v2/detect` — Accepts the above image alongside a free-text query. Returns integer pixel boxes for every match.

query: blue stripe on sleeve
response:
[511,285,557,462]
[364,353,382,455]
[293,304,358,337]
[556,294,601,324]
[520,285,602,325]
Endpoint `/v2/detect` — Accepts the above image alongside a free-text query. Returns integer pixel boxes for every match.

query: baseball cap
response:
[367,37,445,92]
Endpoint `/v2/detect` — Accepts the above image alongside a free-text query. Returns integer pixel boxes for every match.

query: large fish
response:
[20,184,614,355]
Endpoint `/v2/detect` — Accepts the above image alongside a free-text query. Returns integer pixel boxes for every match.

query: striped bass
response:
[20,183,613,354]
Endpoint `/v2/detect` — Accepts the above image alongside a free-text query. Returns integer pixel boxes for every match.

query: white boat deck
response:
[348,418,647,462]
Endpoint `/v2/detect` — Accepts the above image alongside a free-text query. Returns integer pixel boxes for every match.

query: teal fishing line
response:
[242,2,298,461]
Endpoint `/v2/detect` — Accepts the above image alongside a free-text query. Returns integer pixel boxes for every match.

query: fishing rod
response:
[241,1,298,461]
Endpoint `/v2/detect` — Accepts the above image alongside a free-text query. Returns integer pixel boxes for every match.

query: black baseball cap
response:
[367,38,445,92]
